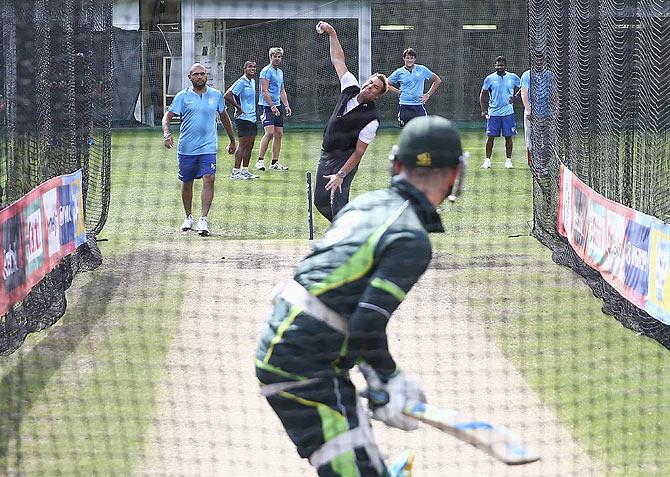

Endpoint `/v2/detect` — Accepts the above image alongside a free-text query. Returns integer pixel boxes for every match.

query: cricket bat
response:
[402,400,541,465]
[357,364,539,465]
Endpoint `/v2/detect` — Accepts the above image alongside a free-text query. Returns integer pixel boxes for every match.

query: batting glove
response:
[368,372,426,431]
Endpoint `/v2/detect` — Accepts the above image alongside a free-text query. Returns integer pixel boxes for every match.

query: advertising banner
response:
[0,170,86,316]
[558,164,670,325]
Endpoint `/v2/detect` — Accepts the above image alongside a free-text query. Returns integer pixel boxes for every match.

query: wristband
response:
[163,132,172,139]
[337,170,346,179]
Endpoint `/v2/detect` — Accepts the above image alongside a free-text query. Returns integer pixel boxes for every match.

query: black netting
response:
[0,0,112,355]
[528,0,670,348]
[0,1,667,474]
[129,2,528,128]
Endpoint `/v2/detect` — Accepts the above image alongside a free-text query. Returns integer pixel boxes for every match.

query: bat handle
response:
[358,363,389,408]
[358,363,382,387]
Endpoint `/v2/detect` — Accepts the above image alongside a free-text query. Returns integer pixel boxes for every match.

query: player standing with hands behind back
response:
[256,113,467,477]
[224,60,261,180]
[479,56,520,169]
[162,62,235,236]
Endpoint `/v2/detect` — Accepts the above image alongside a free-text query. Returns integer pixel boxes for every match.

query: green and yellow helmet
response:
[391,115,463,169]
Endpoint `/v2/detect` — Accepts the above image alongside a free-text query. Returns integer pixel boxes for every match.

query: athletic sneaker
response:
[240,169,260,180]
[505,159,514,169]
[480,158,492,169]
[196,217,209,236]
[255,159,266,171]
[181,214,193,231]
[230,171,243,180]
[388,449,414,477]
[270,161,288,171]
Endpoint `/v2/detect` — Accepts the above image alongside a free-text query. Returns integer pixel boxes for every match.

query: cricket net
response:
[0,1,668,476]
[528,0,670,348]
[0,0,112,355]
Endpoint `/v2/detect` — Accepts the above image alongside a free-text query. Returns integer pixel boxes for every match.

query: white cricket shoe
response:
[181,214,193,231]
[270,161,288,170]
[255,159,266,171]
[505,159,514,169]
[480,158,492,169]
[196,217,209,236]
[240,169,260,180]
[230,170,243,180]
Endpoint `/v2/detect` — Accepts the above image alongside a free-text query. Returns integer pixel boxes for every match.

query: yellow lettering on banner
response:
[416,152,432,166]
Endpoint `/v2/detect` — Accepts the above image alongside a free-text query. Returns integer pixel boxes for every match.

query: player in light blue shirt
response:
[162,62,235,236]
[225,60,260,180]
[521,50,557,175]
[256,47,292,172]
[479,56,521,169]
[387,48,442,127]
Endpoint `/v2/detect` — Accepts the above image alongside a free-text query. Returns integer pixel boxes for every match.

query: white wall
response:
[113,0,140,30]
[180,0,371,89]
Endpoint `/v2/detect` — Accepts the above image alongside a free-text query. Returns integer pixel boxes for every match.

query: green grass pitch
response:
[0,128,667,475]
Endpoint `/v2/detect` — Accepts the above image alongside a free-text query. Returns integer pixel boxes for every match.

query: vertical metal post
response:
[306,171,314,241]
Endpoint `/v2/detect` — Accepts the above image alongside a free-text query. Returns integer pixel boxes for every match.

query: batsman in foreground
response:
[256,115,465,476]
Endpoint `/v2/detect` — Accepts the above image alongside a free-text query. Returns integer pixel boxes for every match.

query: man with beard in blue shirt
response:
[479,56,521,169]
[162,62,235,236]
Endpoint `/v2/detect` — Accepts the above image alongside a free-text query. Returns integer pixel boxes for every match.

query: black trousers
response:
[314,149,358,222]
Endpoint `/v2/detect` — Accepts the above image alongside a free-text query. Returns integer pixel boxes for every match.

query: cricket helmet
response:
[390,115,463,168]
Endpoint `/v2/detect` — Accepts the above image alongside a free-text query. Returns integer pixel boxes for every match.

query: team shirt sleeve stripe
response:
[370,277,406,302]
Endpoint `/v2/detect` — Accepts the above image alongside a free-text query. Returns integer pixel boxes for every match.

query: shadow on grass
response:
[0,253,130,473]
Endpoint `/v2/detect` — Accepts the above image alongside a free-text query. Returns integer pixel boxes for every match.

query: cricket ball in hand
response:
[316,22,324,34]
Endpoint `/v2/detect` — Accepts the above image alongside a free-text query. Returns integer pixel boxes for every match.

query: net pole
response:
[306,170,314,241]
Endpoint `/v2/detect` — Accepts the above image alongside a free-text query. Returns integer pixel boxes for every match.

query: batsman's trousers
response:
[256,367,386,477]
[314,149,359,222]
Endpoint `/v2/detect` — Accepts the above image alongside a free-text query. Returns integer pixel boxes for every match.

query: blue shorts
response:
[487,114,517,137]
[178,153,217,182]
[398,104,427,127]
[260,105,285,127]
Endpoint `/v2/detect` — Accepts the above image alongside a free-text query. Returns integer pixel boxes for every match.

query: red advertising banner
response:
[0,170,86,316]
[558,164,669,324]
